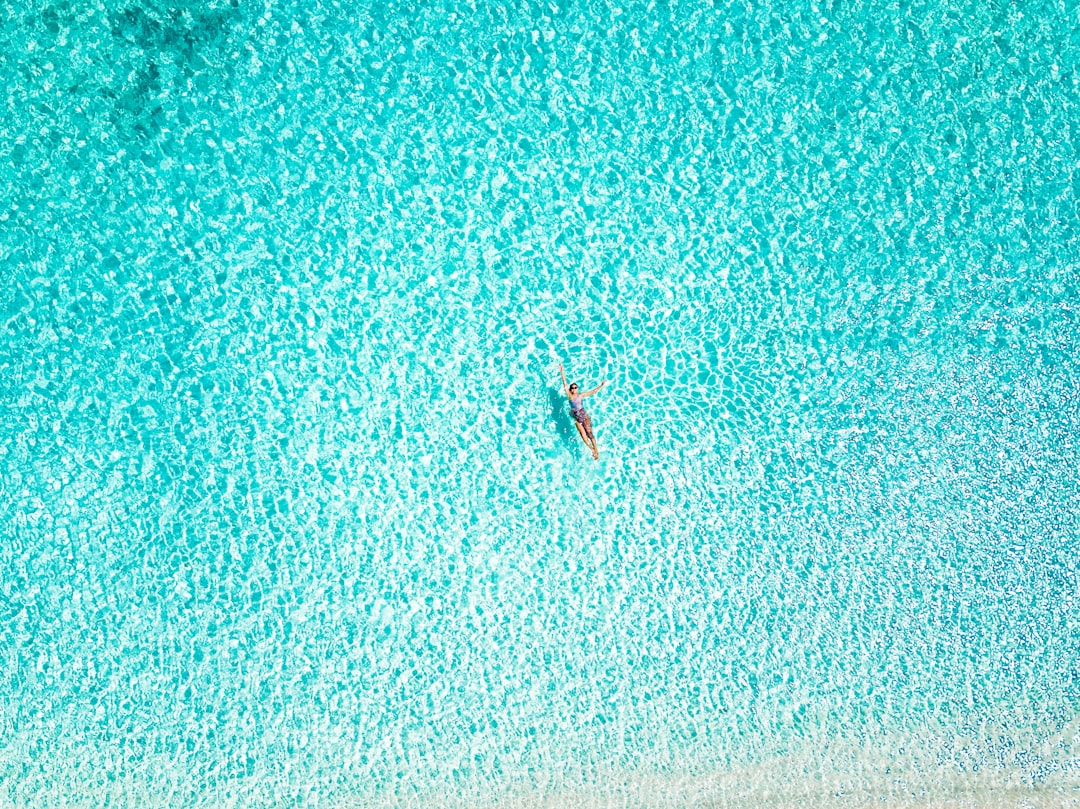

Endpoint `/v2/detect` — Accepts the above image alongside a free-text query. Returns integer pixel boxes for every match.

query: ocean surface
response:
[2,0,1079,806]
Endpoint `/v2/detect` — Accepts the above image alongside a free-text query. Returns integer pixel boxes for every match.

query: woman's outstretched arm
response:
[559,363,569,396]
[583,380,607,397]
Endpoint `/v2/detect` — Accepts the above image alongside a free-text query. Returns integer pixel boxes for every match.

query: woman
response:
[560,363,606,460]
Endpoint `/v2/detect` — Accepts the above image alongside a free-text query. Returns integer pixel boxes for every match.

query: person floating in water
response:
[560,363,606,460]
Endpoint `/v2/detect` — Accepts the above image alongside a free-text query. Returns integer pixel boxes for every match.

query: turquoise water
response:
[3,0,1080,806]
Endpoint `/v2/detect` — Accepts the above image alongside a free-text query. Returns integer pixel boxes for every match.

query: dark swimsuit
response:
[570,394,594,439]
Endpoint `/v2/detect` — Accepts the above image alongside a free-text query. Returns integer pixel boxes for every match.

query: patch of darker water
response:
[109,2,242,61]
[97,2,246,141]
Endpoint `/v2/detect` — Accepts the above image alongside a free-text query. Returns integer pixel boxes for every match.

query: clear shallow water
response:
[2,0,1079,806]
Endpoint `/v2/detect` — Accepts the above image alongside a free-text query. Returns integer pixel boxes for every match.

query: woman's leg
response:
[574,420,591,448]
[584,416,599,459]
